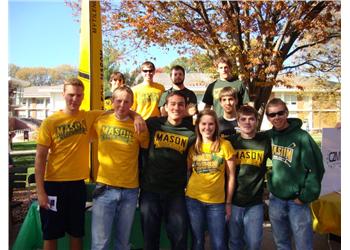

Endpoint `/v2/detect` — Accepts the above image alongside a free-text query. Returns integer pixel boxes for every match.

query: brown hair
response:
[141,61,155,71]
[219,86,238,101]
[194,109,220,154]
[109,71,125,82]
[265,98,289,115]
[237,105,258,120]
[63,78,84,91]
[214,56,232,68]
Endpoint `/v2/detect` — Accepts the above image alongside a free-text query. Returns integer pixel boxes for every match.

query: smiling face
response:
[220,95,237,115]
[63,85,84,114]
[266,104,289,131]
[199,114,216,142]
[165,94,186,125]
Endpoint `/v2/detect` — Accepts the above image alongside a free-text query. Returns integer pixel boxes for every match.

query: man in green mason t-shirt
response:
[139,91,196,250]
[202,56,250,117]
[227,105,271,250]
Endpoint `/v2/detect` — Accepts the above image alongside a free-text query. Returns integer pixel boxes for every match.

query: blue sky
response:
[8,0,181,72]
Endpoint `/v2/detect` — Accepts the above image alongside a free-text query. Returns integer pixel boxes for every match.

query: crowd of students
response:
[35,57,325,250]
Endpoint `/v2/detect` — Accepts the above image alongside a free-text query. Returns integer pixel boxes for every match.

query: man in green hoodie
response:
[265,98,324,250]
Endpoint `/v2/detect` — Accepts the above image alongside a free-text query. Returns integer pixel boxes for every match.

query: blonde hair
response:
[194,109,220,154]
[219,86,238,101]
[112,86,134,103]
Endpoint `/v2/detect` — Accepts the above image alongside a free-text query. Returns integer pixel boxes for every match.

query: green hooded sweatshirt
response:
[266,118,324,203]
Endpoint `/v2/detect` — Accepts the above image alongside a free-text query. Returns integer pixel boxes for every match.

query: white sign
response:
[320,128,341,195]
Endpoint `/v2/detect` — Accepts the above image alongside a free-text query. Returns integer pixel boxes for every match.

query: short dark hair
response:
[170,65,185,76]
[237,105,258,120]
[109,71,125,82]
[141,61,155,71]
[165,90,188,105]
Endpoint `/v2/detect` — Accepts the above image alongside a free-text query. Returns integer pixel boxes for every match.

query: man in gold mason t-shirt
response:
[91,86,149,250]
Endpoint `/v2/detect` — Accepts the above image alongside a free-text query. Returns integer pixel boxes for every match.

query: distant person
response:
[227,105,271,250]
[104,71,125,110]
[158,65,197,123]
[202,56,250,117]
[218,86,239,138]
[91,86,149,250]
[186,109,235,250]
[131,61,165,119]
[35,78,145,250]
[265,98,324,250]
[140,91,196,250]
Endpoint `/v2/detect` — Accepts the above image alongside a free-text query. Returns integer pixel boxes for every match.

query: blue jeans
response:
[186,197,226,250]
[268,193,313,250]
[228,203,264,250]
[91,185,139,250]
[139,190,188,250]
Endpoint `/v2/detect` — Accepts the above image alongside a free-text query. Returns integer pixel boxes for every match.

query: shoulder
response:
[153,82,166,91]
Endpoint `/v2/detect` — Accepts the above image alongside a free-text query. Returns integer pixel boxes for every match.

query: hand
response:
[37,192,50,210]
[294,198,303,205]
[225,203,232,221]
[133,115,146,134]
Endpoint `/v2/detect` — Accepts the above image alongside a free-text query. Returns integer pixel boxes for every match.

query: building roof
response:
[23,85,63,98]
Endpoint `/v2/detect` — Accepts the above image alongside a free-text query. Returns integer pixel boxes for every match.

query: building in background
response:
[13,75,340,131]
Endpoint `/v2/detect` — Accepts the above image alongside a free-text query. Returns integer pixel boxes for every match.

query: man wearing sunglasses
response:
[131,61,165,120]
[265,98,324,250]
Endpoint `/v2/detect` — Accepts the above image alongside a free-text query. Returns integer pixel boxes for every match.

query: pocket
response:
[92,185,107,199]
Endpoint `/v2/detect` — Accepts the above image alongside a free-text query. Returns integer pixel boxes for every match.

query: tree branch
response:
[285,33,340,59]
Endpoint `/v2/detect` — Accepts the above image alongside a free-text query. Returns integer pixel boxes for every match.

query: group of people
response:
[34,57,325,250]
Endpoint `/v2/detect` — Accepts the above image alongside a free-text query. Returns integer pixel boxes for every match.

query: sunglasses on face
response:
[266,110,286,118]
[142,69,154,73]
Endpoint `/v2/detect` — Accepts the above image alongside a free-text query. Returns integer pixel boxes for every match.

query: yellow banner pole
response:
[78,0,103,181]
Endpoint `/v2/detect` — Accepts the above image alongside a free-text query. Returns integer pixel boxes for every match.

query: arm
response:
[225,157,236,220]
[35,144,50,209]
[128,110,146,134]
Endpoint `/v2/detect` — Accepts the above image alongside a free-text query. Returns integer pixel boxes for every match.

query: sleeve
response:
[189,91,198,105]
[223,140,235,160]
[36,119,52,147]
[202,82,215,105]
[298,133,325,203]
[158,91,168,108]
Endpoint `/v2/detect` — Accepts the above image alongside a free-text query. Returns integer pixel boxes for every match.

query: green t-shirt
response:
[228,132,271,207]
[202,78,250,117]
[141,117,196,195]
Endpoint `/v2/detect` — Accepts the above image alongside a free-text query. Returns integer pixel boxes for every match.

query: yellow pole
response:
[78,0,103,180]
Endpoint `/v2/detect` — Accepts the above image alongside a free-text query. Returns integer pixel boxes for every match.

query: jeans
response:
[139,190,188,250]
[228,203,264,250]
[268,193,313,250]
[186,197,226,250]
[91,185,139,250]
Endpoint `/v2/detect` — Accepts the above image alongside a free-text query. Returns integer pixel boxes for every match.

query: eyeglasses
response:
[142,69,154,73]
[266,110,286,118]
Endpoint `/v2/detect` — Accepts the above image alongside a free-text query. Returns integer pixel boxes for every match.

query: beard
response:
[173,80,184,86]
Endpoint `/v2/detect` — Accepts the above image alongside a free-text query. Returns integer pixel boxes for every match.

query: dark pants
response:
[140,190,188,250]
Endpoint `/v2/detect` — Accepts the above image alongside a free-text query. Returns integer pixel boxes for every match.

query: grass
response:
[11,141,36,167]
[12,141,37,151]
